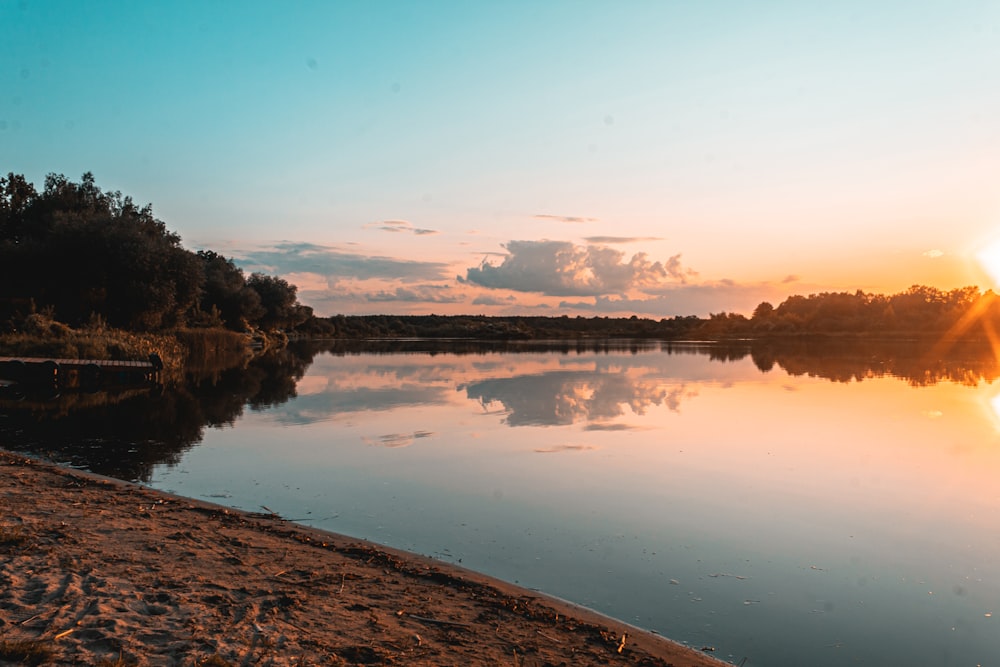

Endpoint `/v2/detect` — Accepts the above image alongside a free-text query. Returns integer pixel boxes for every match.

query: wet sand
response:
[0,449,730,666]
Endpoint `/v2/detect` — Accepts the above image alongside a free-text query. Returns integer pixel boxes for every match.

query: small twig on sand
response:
[536,629,562,643]
[54,628,75,640]
[407,613,472,628]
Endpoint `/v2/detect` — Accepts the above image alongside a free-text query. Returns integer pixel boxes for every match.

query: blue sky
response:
[3,0,999,316]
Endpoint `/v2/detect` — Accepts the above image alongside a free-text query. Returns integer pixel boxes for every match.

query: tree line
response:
[317,285,999,340]
[4,172,997,343]
[322,313,704,340]
[0,172,312,333]
[697,285,998,339]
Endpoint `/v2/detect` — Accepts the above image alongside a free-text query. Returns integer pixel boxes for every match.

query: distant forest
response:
[321,283,999,340]
[3,172,998,343]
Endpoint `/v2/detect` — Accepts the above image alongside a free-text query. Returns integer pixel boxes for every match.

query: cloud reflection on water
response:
[272,385,452,426]
[363,430,435,448]
[462,372,696,428]
[272,337,1000,433]
[266,345,718,429]
[533,444,599,454]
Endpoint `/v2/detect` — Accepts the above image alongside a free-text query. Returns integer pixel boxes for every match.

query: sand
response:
[0,450,730,666]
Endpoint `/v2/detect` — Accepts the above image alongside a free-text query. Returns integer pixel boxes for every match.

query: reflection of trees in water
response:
[0,346,313,482]
[463,338,1000,428]
[3,338,998,481]
[667,338,1000,386]
[311,338,665,357]
[0,388,205,480]
[294,338,1000,387]
[749,339,1000,386]
[463,372,693,427]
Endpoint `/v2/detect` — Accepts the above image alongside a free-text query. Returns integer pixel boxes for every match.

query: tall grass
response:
[0,314,258,385]
[175,328,254,380]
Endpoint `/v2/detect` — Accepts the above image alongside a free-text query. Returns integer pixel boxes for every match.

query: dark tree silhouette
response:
[1,172,202,329]
[0,172,311,334]
[196,250,265,330]
[739,286,998,338]
[247,273,309,330]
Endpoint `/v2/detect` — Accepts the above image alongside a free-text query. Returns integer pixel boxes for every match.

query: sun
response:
[925,238,1000,362]
[975,237,1000,290]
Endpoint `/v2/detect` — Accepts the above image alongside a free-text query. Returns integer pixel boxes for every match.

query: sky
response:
[3,0,999,317]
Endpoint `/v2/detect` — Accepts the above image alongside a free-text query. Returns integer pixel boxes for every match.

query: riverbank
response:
[0,321,263,387]
[0,450,729,666]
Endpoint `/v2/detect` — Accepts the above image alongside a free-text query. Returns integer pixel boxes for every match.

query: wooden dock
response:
[0,355,161,390]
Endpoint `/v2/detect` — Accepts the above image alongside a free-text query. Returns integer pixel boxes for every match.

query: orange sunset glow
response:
[5,6,1000,667]
[4,1,998,319]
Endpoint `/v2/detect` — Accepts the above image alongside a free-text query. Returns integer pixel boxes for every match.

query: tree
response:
[196,251,265,330]
[0,172,38,244]
[752,301,774,320]
[247,273,308,330]
[1,172,202,329]
[0,172,316,333]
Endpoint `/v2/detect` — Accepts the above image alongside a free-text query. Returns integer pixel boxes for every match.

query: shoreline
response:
[1,449,731,666]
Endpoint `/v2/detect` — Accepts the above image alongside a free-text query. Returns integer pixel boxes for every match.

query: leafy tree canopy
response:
[0,172,308,333]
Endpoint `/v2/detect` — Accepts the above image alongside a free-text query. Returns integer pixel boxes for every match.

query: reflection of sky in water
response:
[462,372,696,426]
[149,347,1000,667]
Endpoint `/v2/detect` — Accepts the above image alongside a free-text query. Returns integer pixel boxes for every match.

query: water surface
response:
[4,340,999,666]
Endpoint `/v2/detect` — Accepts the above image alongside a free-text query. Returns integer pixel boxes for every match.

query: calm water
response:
[4,340,1000,666]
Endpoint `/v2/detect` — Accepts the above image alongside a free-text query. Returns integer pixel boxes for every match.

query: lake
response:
[3,339,999,666]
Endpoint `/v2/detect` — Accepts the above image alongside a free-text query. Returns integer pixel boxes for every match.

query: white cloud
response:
[534,214,599,223]
[584,236,664,244]
[235,242,450,282]
[462,240,692,297]
[363,220,438,235]
[471,294,517,306]
[558,280,794,317]
[367,284,465,303]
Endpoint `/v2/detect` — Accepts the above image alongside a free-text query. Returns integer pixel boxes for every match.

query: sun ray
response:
[982,313,1000,362]
[927,291,1000,361]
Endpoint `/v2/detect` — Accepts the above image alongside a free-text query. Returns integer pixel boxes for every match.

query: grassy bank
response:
[0,314,268,384]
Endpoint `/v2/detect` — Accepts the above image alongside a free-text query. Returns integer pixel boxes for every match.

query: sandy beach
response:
[0,450,729,666]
